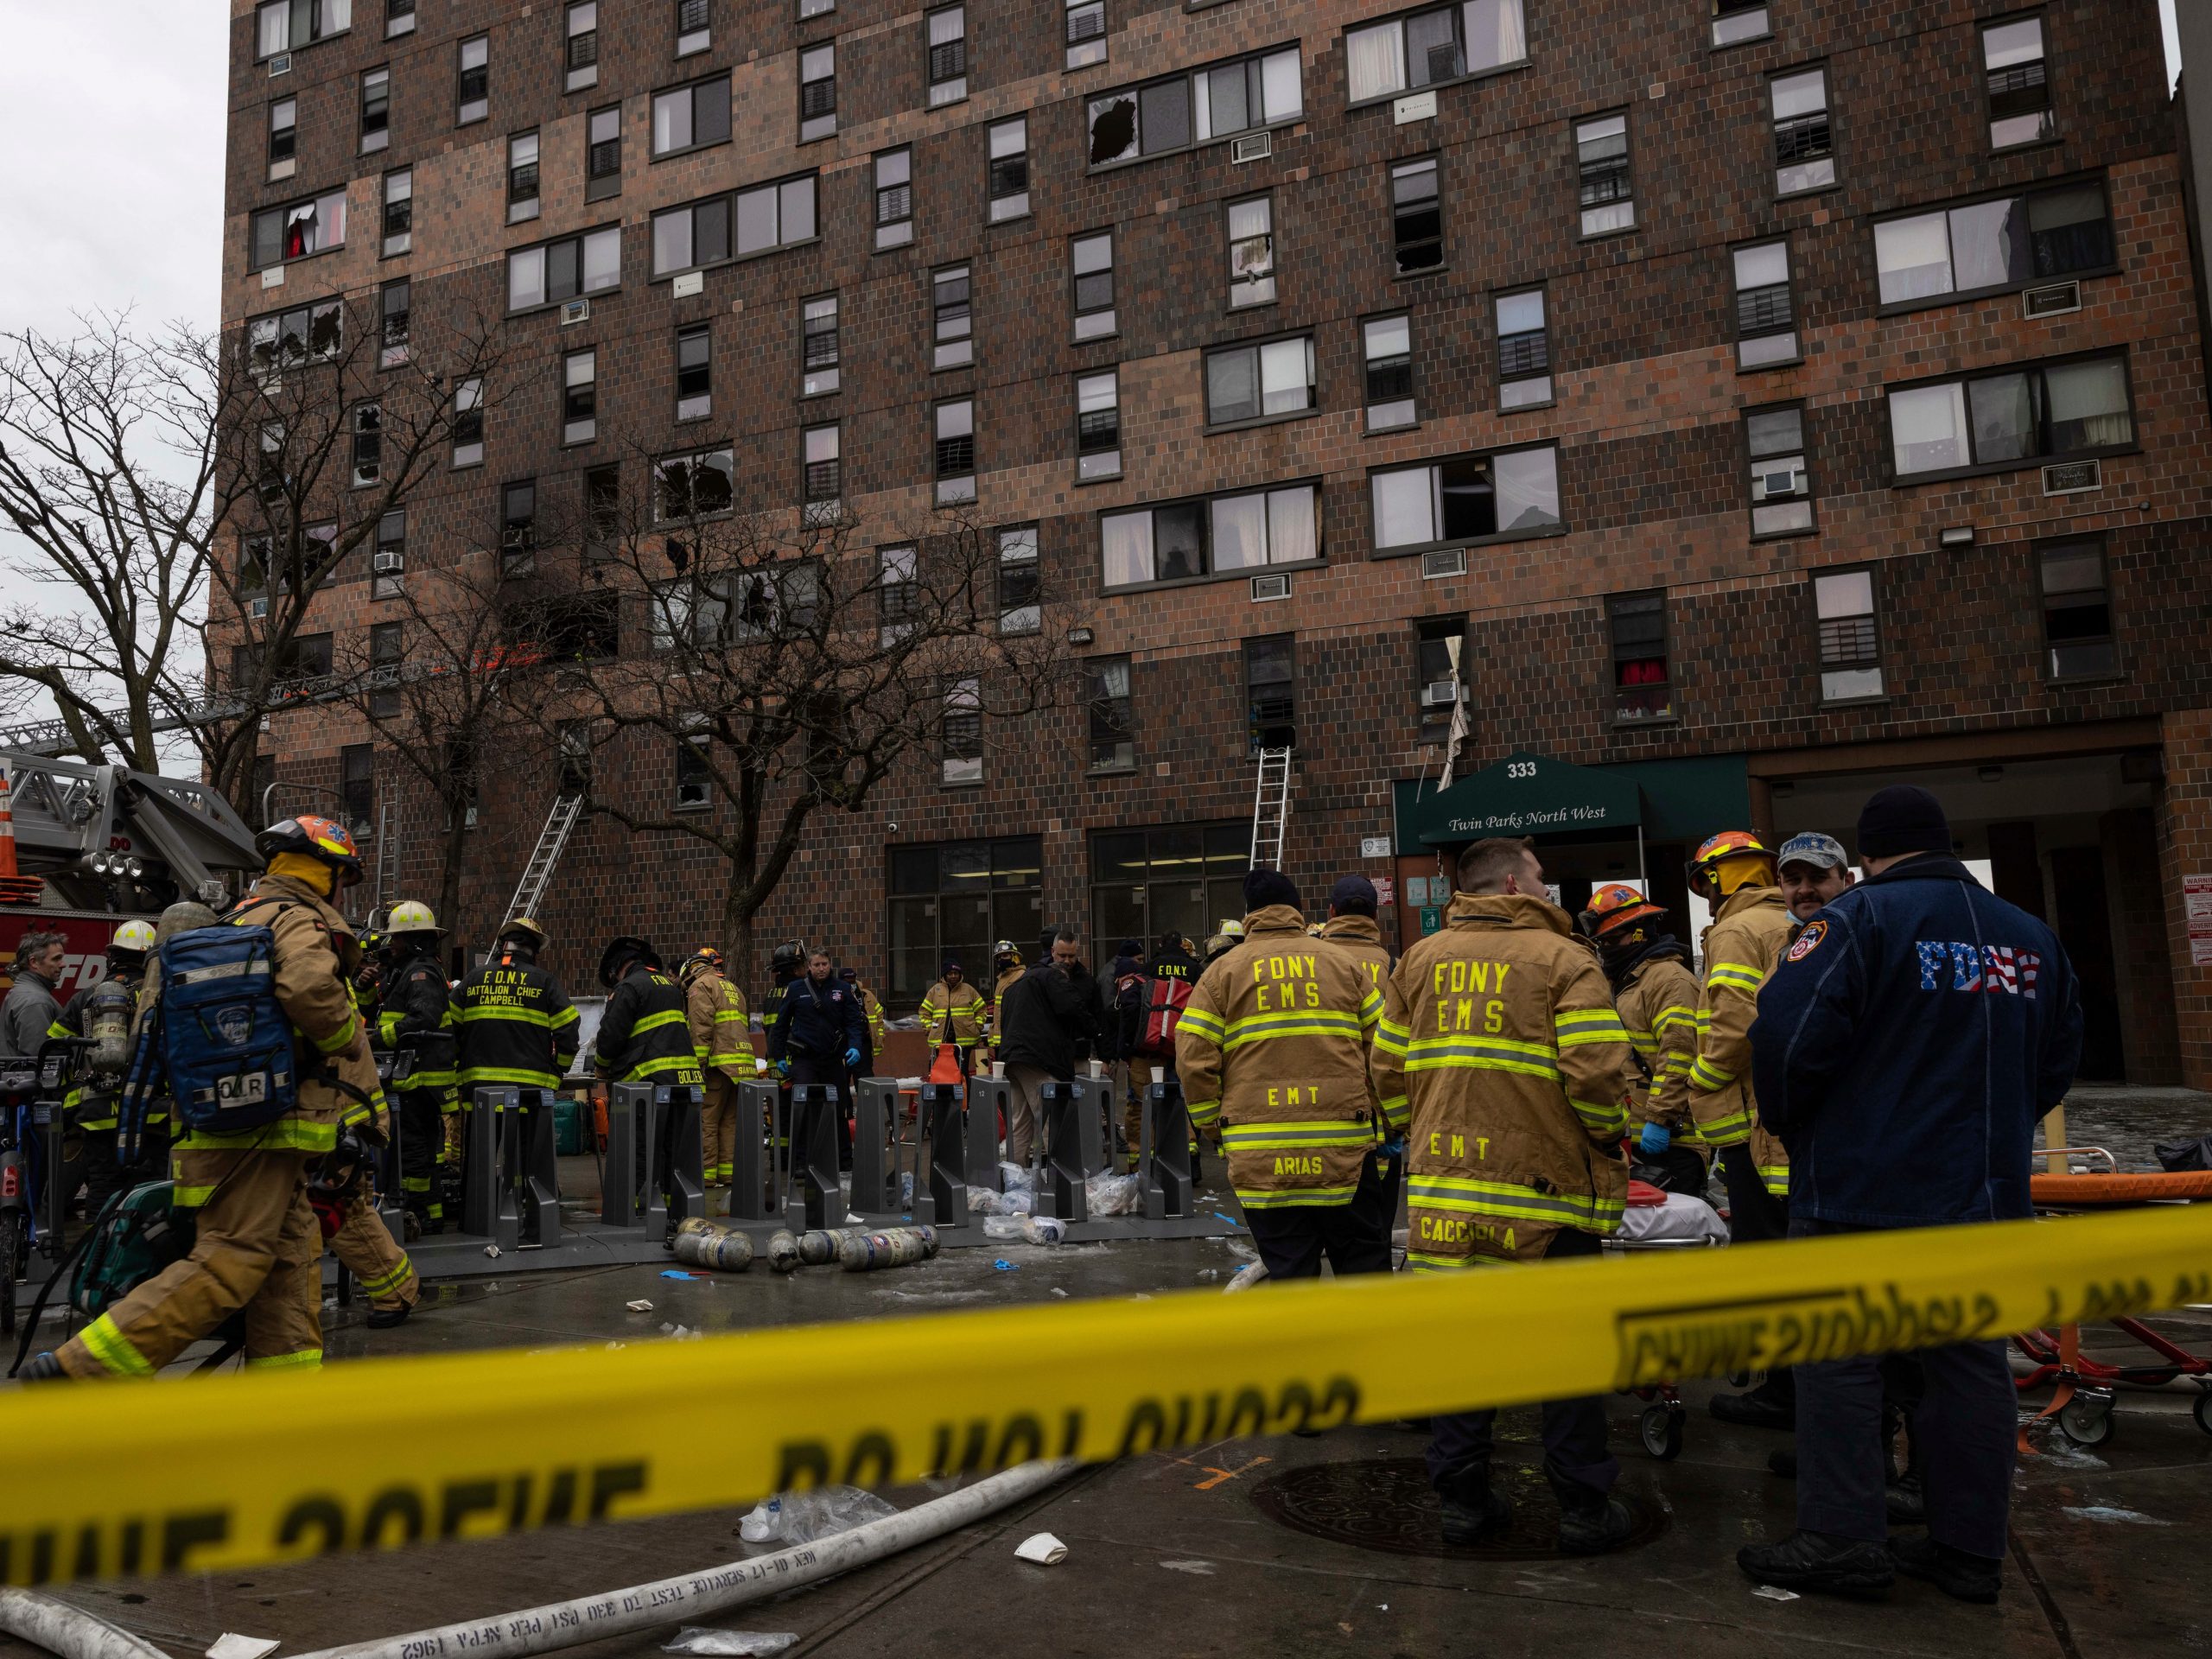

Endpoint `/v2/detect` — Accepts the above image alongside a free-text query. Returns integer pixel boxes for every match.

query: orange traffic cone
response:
[0,768,48,904]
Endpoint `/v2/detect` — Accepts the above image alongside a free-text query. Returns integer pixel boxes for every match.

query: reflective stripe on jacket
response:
[1319,914,1401,1132]
[378,956,457,1096]
[989,967,1023,1051]
[1613,948,1701,1136]
[594,964,702,1087]
[684,968,753,1075]
[919,979,988,1048]
[1173,905,1382,1211]
[1371,893,1635,1268]
[456,955,580,1095]
[1686,885,1793,1193]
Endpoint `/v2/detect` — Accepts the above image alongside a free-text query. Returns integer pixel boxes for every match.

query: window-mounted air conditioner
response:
[562,298,592,326]
[1230,131,1273,164]
[2042,458,2102,496]
[1751,465,1805,501]
[1421,679,1460,708]
[372,551,404,573]
[1250,572,1292,601]
[268,52,293,76]
[2023,280,2081,320]
[247,597,270,620]
[1421,547,1466,579]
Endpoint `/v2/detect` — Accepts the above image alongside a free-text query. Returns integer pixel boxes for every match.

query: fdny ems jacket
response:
[1751,853,2083,1227]
[918,978,988,1050]
[767,974,865,1065]
[594,963,703,1088]
[378,948,457,1101]
[684,966,752,1080]
[1372,893,1636,1268]
[1610,939,1701,1135]
[456,952,579,1096]
[1318,915,1401,1132]
[1173,905,1382,1211]
[1686,886,1794,1195]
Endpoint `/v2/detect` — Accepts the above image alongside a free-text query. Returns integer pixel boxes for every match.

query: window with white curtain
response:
[1100,484,1319,588]
[1346,0,1526,104]
[1887,352,2133,479]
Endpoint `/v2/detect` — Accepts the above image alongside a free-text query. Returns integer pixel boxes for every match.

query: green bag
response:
[72,1181,196,1321]
[553,1095,585,1157]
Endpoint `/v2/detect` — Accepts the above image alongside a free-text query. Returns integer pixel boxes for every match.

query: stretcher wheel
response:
[1640,1403,1685,1461]
[2193,1390,2212,1439]
[2057,1390,2114,1448]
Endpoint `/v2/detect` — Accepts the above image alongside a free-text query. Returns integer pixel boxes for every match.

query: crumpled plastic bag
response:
[1084,1171,1142,1216]
[662,1631,797,1656]
[999,1161,1034,1192]
[773,1484,899,1544]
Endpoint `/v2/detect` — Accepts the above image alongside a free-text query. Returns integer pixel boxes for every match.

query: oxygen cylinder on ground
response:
[795,1228,857,1267]
[766,1230,802,1274]
[671,1218,754,1273]
[837,1226,938,1272]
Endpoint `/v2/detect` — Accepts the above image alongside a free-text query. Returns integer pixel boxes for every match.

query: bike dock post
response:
[730,1080,777,1223]
[850,1077,902,1217]
[963,1075,1006,1188]
[919,1082,965,1227]
[601,1082,645,1229]
[645,1083,704,1239]
[1038,1081,1095,1222]
[1143,1078,1192,1219]
[472,1085,522,1253]
[517,1087,563,1251]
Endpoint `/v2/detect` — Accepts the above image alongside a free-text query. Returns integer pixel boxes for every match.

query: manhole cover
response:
[1250,1457,1665,1560]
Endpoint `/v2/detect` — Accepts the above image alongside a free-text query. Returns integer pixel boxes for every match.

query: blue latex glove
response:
[1638,1122,1671,1156]
[843,1046,861,1069]
[775,1058,791,1078]
[1381,1137,1406,1159]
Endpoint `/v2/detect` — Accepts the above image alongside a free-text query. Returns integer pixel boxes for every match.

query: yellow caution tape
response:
[3,1206,2209,1586]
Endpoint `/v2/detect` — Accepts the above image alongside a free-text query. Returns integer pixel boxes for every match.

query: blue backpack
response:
[153,922,297,1134]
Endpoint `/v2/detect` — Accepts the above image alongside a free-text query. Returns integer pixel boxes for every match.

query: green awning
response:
[1410,751,1642,847]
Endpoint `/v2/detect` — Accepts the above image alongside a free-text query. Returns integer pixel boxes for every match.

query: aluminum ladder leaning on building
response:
[1249,747,1292,872]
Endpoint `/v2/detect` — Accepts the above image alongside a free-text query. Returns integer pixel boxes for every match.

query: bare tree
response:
[544,453,1084,969]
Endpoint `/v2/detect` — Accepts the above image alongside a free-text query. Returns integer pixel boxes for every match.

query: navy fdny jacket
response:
[1750,854,2082,1228]
[768,974,866,1065]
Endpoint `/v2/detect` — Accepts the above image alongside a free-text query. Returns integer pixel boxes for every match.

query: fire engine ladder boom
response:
[1249,747,1293,871]
[372,798,398,913]
[504,792,584,927]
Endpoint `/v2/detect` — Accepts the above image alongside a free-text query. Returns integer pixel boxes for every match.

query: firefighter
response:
[1370,836,1637,1554]
[1580,884,1707,1196]
[918,957,988,1077]
[26,816,381,1380]
[56,918,160,1222]
[1682,829,1798,1429]
[378,900,456,1237]
[680,947,750,1206]
[1176,868,1388,1281]
[1318,877,1403,1249]
[988,940,1023,1066]
[594,936,704,1218]
[455,916,581,1130]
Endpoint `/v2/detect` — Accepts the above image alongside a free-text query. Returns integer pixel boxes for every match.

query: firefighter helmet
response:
[679,949,722,982]
[1686,830,1776,899]
[388,899,445,937]
[769,940,806,979]
[110,918,156,957]
[257,815,365,887]
[1219,918,1247,939]
[991,938,1021,970]
[598,935,659,988]
[1580,883,1666,939]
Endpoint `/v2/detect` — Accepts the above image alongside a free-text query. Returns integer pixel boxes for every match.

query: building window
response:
[929,5,968,105]
[1712,0,1768,48]
[1370,444,1560,554]
[1066,0,1107,71]
[1102,483,1319,588]
[1733,239,1797,368]
[877,543,919,644]
[387,0,416,39]
[2038,538,2117,678]
[368,620,404,709]
[457,35,490,125]
[359,67,390,154]
[1363,314,1414,430]
[1495,287,1549,408]
[887,837,1044,1009]
[251,188,348,269]
[801,0,834,19]
[1205,336,1315,427]
[1391,156,1442,274]
[350,403,382,486]
[803,295,840,395]
[269,99,298,181]
[258,0,352,59]
[584,464,621,559]
[653,75,730,157]
[677,0,712,55]
[378,168,411,257]
[340,744,376,837]
[998,525,1040,633]
[1770,67,1834,196]
[1077,370,1121,480]
[378,278,410,368]
[1746,404,1812,537]
[655,445,736,520]
[1575,113,1634,237]
[1089,824,1246,956]
[1086,658,1133,770]
[451,378,484,468]
[1414,616,1464,743]
[932,266,973,369]
[654,179,817,274]
[676,323,712,420]
[245,300,342,378]
[988,118,1030,220]
[875,149,914,250]
[1245,636,1296,753]
[1345,0,1528,104]
[1814,569,1882,701]
[1608,590,1670,721]
[803,424,842,515]
[509,131,542,223]
[1227,196,1275,308]
[1887,351,2133,481]
[1872,178,2111,310]
[507,226,621,309]
[942,678,983,786]
[567,3,600,90]
[1985,15,2053,149]
[676,733,714,811]
[563,349,598,444]
[1086,46,1302,168]
[935,400,976,503]
[502,480,538,569]
[800,44,836,143]
[585,105,623,200]
[1071,232,1116,338]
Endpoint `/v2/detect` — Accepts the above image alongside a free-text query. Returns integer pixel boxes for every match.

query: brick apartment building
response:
[222,0,2212,1086]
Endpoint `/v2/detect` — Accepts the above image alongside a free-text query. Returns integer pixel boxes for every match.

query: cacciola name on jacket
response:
[1914,942,2044,996]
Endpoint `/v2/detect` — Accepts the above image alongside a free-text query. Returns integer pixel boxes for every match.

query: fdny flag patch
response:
[1784,920,1827,962]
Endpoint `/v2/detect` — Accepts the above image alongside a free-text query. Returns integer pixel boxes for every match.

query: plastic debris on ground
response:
[1212,1211,1245,1230]
[661,1269,702,1281]
[982,1215,1024,1240]
[1084,1170,1142,1216]
[662,1630,798,1655]
[2063,1504,2171,1525]
[1224,1261,1268,1294]
[993,1259,1019,1271]
[1021,1216,1068,1245]
[1751,1585,1802,1602]
[735,1485,899,1546]
[1158,1560,1216,1575]
[207,1637,281,1659]
[1014,1532,1068,1565]
[626,1300,654,1313]
[484,1244,502,1258]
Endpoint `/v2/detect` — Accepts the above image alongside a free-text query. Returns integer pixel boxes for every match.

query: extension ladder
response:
[502,791,584,927]
[1249,747,1293,871]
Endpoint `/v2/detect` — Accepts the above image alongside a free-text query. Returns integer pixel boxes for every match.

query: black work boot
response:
[1440,1487,1512,1547]
[1556,1493,1636,1556]
[1889,1533,2001,1604]
[365,1303,413,1330]
[1886,1471,1926,1525]
[1738,1529,1895,1599]
[1711,1376,1796,1430]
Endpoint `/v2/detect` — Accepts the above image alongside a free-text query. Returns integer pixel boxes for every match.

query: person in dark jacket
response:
[997,927,1099,1166]
[0,929,66,1059]
[769,949,866,1165]
[594,937,705,1216]
[1738,785,2083,1605]
[377,901,457,1235]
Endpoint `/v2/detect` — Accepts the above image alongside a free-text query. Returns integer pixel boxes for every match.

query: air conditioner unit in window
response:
[561,298,592,326]
[1421,680,1460,708]
[268,52,293,76]
[248,597,270,620]
[372,551,404,574]
[1751,466,1804,501]
[1230,131,1273,164]
[1421,547,1466,580]
[2043,458,2102,496]
[2023,279,2082,320]
[1250,572,1292,602]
